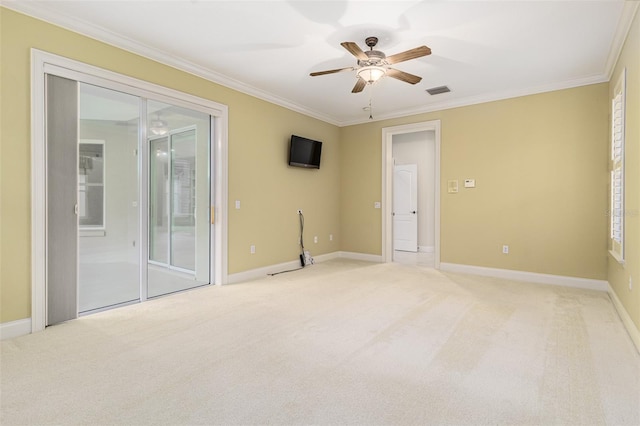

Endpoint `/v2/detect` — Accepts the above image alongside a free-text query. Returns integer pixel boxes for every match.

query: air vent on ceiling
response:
[426,85,450,95]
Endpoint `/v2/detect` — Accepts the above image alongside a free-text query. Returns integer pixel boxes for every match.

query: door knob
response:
[411,211,416,214]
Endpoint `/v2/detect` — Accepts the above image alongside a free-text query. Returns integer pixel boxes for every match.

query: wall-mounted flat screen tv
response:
[288,135,322,169]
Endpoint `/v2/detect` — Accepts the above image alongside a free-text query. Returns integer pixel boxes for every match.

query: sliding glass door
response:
[46,80,212,322]
[35,51,227,330]
[78,83,141,313]
[149,129,198,271]
[150,136,170,265]
[147,101,211,298]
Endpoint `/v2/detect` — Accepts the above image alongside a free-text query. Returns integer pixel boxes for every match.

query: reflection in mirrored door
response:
[149,129,197,271]
[78,83,140,313]
[150,136,169,265]
[147,101,210,298]
[171,129,197,271]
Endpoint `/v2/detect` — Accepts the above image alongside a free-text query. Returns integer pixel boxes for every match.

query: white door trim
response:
[31,49,229,333]
[381,120,441,267]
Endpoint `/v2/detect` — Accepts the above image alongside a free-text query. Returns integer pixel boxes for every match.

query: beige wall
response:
[339,122,387,254]
[0,8,340,323]
[227,102,340,270]
[341,83,609,281]
[608,9,640,333]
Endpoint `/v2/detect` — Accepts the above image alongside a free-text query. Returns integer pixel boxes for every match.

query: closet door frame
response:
[31,49,229,333]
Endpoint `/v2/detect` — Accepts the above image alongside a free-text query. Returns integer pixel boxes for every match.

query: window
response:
[78,140,105,231]
[610,69,626,263]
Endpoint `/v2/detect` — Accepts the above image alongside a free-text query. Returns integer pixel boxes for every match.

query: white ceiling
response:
[5,1,637,126]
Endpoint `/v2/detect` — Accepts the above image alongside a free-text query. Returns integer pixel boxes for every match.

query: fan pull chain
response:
[368,84,374,120]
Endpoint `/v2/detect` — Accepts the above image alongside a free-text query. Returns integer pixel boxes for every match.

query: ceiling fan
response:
[310,36,431,93]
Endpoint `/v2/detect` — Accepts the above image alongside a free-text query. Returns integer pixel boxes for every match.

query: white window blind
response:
[610,69,625,262]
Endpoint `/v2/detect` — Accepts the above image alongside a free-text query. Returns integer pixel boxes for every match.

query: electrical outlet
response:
[329,234,333,241]
[314,236,318,243]
[502,245,509,254]
[250,245,255,254]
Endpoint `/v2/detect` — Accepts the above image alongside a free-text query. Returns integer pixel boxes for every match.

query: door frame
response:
[31,49,229,332]
[381,120,441,267]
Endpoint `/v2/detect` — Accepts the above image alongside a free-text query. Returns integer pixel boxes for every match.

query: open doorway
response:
[382,120,441,268]
[392,132,436,267]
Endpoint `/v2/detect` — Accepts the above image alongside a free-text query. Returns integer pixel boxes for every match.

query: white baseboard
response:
[227,259,302,284]
[0,318,32,341]
[439,263,608,292]
[312,252,341,263]
[227,251,382,284]
[336,251,384,263]
[227,251,343,284]
[608,283,640,354]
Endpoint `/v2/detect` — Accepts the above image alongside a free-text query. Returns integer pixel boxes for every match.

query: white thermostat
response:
[464,179,476,188]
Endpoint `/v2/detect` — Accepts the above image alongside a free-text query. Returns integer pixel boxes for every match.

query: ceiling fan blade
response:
[352,77,366,93]
[341,42,368,61]
[310,67,354,77]
[386,68,422,84]
[385,46,431,65]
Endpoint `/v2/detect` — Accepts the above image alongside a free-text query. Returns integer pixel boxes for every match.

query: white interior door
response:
[393,164,418,252]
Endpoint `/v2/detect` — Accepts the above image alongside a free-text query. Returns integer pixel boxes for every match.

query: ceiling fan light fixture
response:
[149,118,168,136]
[357,66,386,84]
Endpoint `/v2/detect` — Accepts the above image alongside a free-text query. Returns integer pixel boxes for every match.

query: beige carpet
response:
[1,259,639,425]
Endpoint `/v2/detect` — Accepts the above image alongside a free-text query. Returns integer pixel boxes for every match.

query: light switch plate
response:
[448,180,459,193]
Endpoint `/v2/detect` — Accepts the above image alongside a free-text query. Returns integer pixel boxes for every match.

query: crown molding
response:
[337,73,609,127]
[605,1,639,80]
[1,1,340,126]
